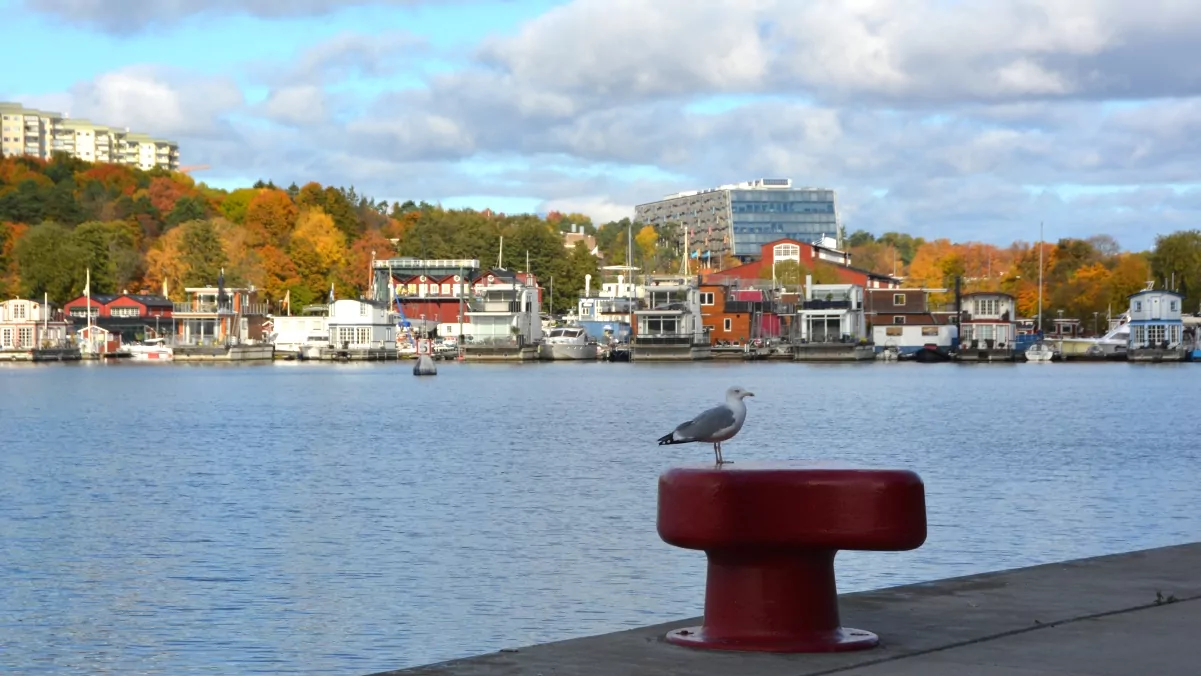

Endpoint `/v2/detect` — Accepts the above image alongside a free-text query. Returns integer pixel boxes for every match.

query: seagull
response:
[657,386,754,465]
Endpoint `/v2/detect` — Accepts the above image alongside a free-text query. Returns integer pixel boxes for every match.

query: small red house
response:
[63,293,173,319]
[699,282,786,345]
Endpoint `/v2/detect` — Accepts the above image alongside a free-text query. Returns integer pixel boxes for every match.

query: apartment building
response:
[635,178,842,263]
[0,102,179,171]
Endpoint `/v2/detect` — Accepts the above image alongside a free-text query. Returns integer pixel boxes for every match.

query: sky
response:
[3,0,1201,250]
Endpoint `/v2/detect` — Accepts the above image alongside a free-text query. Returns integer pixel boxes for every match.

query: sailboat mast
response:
[1037,221,1043,334]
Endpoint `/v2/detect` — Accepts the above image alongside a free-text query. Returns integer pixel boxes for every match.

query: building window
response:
[110,307,141,318]
[723,318,732,332]
[892,294,905,306]
[13,303,25,319]
[976,298,999,317]
[18,327,33,346]
[893,316,905,325]
[1,328,11,347]
[700,292,715,305]
[1135,301,1142,312]
[773,243,801,262]
[1170,300,1178,312]
[1148,324,1165,345]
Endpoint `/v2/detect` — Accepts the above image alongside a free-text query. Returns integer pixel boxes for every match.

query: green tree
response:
[847,229,876,247]
[166,195,210,228]
[71,221,142,293]
[1150,230,1201,310]
[178,220,228,287]
[220,188,258,225]
[878,232,925,265]
[549,241,601,313]
[13,222,88,301]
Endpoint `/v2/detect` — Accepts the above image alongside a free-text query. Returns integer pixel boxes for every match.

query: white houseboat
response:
[956,292,1018,362]
[0,297,79,361]
[794,281,872,361]
[172,274,273,361]
[1127,285,1187,362]
[325,299,398,360]
[462,277,542,361]
[631,276,711,361]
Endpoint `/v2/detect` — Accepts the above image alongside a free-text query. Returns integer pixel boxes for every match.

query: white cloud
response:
[67,66,244,139]
[259,85,329,126]
[538,196,634,226]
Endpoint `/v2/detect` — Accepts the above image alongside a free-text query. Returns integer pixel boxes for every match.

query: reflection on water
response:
[2,361,1199,674]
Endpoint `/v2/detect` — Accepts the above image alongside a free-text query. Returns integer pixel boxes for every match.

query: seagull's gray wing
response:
[669,404,736,443]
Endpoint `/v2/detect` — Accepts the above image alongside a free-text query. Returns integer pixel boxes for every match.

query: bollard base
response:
[664,626,879,653]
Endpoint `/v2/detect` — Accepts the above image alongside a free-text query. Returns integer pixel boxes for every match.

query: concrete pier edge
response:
[368,542,1201,675]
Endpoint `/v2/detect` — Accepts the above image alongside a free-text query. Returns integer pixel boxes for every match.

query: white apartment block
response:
[0,102,180,171]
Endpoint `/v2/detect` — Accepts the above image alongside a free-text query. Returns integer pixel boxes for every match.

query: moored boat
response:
[126,338,174,361]
[1024,341,1055,362]
[540,326,598,361]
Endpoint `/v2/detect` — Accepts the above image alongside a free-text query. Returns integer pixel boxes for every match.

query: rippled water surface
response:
[2,361,1200,674]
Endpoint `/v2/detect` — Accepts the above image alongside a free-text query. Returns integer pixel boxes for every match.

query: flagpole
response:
[1037,221,1043,335]
[86,267,92,353]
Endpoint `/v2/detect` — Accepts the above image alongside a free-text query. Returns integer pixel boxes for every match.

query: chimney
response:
[584,274,592,297]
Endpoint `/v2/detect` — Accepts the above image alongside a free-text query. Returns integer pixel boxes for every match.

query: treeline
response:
[843,229,1201,324]
[0,155,601,312]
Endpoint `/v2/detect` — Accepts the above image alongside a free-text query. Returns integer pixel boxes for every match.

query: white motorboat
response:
[540,326,598,360]
[126,338,174,361]
[1024,341,1055,362]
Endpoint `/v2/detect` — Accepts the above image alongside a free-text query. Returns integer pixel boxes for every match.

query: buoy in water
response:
[413,354,437,376]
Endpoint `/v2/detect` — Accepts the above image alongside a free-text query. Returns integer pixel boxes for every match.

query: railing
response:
[464,335,524,348]
[174,302,270,315]
[632,334,699,346]
[374,258,480,270]
[468,301,522,313]
[802,300,853,310]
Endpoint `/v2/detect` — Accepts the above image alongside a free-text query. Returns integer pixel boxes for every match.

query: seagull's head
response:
[726,386,755,401]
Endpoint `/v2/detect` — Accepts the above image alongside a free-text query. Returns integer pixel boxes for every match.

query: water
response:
[1,361,1199,675]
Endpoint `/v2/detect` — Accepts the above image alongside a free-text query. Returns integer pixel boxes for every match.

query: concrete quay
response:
[370,543,1201,676]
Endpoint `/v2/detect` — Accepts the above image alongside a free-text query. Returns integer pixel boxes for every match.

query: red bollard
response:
[657,461,927,653]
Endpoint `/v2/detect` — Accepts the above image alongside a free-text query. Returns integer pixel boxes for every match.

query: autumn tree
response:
[220,188,258,224]
[289,208,347,299]
[0,221,28,298]
[244,189,298,246]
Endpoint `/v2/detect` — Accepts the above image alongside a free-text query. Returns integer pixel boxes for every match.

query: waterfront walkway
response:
[372,543,1201,675]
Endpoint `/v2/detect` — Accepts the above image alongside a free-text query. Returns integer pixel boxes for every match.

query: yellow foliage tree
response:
[289,208,347,297]
[634,225,657,269]
[144,227,189,300]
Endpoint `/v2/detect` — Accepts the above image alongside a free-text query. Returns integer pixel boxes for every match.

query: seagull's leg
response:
[713,442,720,465]
[716,442,724,465]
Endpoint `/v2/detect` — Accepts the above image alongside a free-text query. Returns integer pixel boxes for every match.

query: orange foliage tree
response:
[244,189,299,247]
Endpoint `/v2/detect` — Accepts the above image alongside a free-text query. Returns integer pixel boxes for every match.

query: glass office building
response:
[634,179,841,261]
